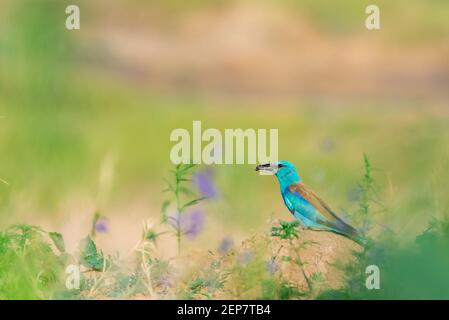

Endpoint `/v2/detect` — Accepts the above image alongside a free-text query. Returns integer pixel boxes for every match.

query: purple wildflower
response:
[192,169,217,198]
[266,259,278,274]
[95,217,108,233]
[169,210,205,240]
[183,210,205,239]
[217,237,234,254]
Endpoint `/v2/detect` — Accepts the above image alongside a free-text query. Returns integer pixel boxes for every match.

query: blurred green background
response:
[0,0,448,254]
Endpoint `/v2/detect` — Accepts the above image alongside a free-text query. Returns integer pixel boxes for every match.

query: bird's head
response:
[255,160,301,189]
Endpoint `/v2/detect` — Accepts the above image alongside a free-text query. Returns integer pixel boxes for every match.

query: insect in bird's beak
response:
[255,163,270,171]
[255,163,277,175]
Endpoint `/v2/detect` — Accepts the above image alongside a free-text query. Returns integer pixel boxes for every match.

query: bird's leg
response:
[297,219,307,231]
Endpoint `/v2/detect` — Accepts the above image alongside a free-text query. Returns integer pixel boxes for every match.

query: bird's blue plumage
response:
[257,160,365,245]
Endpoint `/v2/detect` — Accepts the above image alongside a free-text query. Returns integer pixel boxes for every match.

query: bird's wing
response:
[288,182,343,226]
[287,182,363,243]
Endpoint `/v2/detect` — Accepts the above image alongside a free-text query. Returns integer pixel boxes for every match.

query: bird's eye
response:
[278,164,285,168]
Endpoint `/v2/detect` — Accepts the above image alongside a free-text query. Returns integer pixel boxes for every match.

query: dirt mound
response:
[172,224,361,299]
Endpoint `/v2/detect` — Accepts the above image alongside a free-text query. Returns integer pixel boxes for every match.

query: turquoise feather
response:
[257,160,366,245]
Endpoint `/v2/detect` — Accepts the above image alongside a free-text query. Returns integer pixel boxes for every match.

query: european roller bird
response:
[256,160,365,245]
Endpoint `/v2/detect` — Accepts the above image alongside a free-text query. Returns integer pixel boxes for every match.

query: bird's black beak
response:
[255,163,271,171]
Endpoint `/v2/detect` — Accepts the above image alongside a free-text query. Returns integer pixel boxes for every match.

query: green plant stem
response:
[175,182,181,255]
[90,211,100,238]
[177,219,181,256]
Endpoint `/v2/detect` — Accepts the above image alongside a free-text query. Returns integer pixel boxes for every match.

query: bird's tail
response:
[332,219,367,246]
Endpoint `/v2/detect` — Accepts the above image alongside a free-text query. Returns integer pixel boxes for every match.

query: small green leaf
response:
[179,164,196,174]
[178,186,196,196]
[181,197,207,210]
[161,199,171,222]
[271,220,300,240]
[49,232,65,253]
[190,278,205,293]
[163,179,175,192]
[80,236,105,271]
